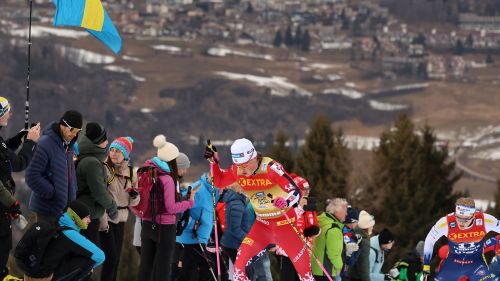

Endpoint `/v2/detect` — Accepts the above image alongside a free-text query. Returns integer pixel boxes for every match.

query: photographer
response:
[277,174,320,281]
[0,96,40,279]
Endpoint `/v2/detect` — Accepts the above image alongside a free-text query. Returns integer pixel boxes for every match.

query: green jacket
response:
[312,212,345,276]
[76,136,117,219]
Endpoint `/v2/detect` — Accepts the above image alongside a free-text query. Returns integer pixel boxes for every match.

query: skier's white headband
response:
[455,205,476,217]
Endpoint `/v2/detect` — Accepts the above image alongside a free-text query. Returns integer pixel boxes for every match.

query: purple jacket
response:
[141,159,193,225]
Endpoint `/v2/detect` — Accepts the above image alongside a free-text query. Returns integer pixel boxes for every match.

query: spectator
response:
[312,198,348,281]
[99,136,140,281]
[387,241,424,281]
[176,172,220,281]
[348,210,375,281]
[76,122,117,246]
[26,110,81,224]
[369,228,395,281]
[220,183,251,277]
[0,96,40,279]
[341,206,362,280]
[16,200,104,281]
[137,135,196,281]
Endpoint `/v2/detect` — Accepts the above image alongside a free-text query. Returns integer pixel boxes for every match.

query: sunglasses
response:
[62,119,82,133]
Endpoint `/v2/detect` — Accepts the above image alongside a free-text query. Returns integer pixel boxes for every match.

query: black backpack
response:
[14,221,70,277]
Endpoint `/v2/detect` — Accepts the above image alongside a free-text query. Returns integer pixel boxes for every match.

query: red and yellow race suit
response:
[212,157,314,281]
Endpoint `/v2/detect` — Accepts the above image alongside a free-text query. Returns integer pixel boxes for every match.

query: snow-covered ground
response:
[215,71,312,97]
[56,45,114,67]
[308,63,342,70]
[344,135,380,151]
[122,55,143,62]
[368,100,408,111]
[207,47,273,61]
[104,65,146,82]
[9,26,88,39]
[152,45,183,54]
[320,41,352,50]
[470,148,500,161]
[322,88,364,99]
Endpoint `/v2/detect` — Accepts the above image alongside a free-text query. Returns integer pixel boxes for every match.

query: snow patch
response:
[122,55,143,62]
[9,26,88,39]
[369,100,408,111]
[103,65,146,82]
[320,41,352,50]
[207,47,273,61]
[470,147,500,161]
[309,63,341,70]
[141,108,153,113]
[344,135,380,151]
[322,88,364,99]
[327,74,342,81]
[56,45,114,67]
[215,71,311,97]
[345,82,357,88]
[152,45,182,54]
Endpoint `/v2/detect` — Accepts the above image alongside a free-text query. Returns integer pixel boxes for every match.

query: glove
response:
[384,274,393,281]
[272,196,288,209]
[388,268,399,278]
[204,143,216,160]
[355,233,363,244]
[108,210,118,221]
[9,200,22,219]
[345,242,359,257]
[126,188,139,199]
[421,269,430,281]
[304,225,320,237]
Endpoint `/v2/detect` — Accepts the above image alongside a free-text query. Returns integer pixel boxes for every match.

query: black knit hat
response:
[378,228,395,245]
[67,200,90,220]
[85,122,107,144]
[60,110,83,129]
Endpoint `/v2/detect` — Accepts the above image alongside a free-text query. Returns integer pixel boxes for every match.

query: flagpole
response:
[25,0,33,130]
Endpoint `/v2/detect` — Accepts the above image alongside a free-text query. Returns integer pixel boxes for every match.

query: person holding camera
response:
[277,174,320,281]
[0,96,40,279]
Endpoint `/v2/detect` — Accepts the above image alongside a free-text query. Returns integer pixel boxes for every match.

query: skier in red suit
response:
[204,138,314,281]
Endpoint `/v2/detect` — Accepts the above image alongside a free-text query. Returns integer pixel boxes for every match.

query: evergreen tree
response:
[284,25,294,47]
[486,54,495,64]
[455,39,465,55]
[301,30,311,52]
[273,30,283,47]
[295,113,351,211]
[370,114,461,258]
[491,180,500,218]
[267,128,295,172]
[466,33,474,48]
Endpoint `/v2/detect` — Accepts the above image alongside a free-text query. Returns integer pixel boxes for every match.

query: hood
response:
[371,235,382,251]
[59,212,80,231]
[224,189,246,203]
[78,135,107,160]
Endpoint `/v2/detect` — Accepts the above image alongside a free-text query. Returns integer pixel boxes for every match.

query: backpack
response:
[129,166,167,229]
[14,221,70,277]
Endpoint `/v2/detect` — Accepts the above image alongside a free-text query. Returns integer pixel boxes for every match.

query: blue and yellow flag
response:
[52,0,122,54]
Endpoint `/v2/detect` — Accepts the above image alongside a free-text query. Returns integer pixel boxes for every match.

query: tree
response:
[301,30,311,52]
[273,30,283,47]
[295,113,351,211]
[295,25,303,47]
[246,2,254,13]
[455,39,465,55]
[466,33,474,48]
[412,33,426,46]
[370,114,461,259]
[491,180,500,218]
[486,54,495,64]
[284,25,294,47]
[267,128,295,172]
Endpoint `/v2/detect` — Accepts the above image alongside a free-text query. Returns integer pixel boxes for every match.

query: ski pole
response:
[207,139,221,281]
[25,0,33,130]
[272,202,334,281]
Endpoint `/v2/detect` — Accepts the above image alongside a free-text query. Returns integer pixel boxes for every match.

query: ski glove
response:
[204,142,217,161]
[272,196,288,209]
[345,242,359,257]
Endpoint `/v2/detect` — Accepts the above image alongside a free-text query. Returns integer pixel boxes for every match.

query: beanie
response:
[110,137,134,160]
[67,200,90,230]
[415,240,424,257]
[177,152,191,169]
[0,97,11,118]
[344,206,360,224]
[60,110,83,130]
[85,122,107,144]
[358,210,375,229]
[153,134,179,162]
[378,228,395,245]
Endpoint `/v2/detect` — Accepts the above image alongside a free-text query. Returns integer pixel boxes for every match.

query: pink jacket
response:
[141,159,193,225]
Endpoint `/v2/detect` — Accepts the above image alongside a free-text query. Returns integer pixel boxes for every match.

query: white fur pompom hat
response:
[153,134,179,162]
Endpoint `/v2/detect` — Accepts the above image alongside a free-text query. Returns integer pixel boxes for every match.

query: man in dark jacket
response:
[0,96,40,279]
[76,122,117,246]
[26,110,82,224]
[17,200,105,281]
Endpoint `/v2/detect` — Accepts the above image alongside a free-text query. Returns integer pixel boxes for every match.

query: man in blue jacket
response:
[176,173,220,281]
[26,110,82,224]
